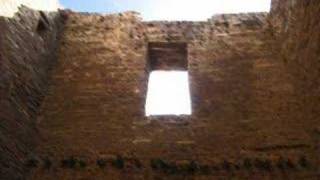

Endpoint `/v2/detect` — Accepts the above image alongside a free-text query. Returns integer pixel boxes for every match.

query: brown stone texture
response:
[0,6,63,179]
[270,0,320,175]
[1,1,320,179]
[148,42,188,70]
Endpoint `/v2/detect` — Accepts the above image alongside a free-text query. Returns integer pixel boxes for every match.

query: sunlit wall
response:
[0,0,61,17]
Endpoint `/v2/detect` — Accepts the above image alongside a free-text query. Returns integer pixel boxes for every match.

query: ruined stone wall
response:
[270,0,320,116]
[26,10,318,179]
[0,0,61,17]
[142,12,317,177]
[270,0,320,173]
[0,6,64,179]
[1,1,319,179]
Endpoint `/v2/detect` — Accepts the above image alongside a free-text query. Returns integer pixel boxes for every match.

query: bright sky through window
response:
[60,0,271,21]
[145,71,192,116]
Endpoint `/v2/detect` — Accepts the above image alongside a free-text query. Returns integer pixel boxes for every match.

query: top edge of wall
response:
[0,0,62,17]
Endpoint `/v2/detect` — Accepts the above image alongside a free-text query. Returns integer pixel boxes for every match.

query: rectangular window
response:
[145,70,191,116]
[146,42,191,117]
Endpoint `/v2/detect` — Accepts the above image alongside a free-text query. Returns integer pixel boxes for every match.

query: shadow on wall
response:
[0,5,65,180]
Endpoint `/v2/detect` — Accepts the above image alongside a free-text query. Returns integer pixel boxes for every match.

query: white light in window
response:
[145,71,192,116]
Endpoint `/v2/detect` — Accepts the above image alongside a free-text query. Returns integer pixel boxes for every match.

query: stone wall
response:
[270,0,320,173]
[0,0,61,17]
[271,0,320,113]
[1,1,319,179]
[0,6,64,179]
[27,10,318,179]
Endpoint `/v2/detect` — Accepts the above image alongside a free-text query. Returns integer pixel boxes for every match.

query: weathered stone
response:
[1,0,320,179]
[0,6,63,179]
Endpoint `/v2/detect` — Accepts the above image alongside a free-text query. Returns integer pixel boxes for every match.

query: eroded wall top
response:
[0,0,61,17]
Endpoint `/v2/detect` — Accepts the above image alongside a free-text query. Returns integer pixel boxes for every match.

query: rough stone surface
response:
[270,0,320,175]
[148,42,188,70]
[26,10,318,179]
[0,6,63,179]
[1,1,320,179]
[0,0,61,17]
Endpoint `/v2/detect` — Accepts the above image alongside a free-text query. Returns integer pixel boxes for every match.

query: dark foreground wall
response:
[0,6,63,179]
[270,0,320,168]
[272,0,320,118]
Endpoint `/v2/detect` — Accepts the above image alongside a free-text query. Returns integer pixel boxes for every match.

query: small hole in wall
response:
[36,11,49,35]
[145,70,192,116]
[37,20,47,33]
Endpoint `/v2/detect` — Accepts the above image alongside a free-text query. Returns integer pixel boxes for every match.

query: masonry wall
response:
[27,9,319,179]
[0,0,61,17]
[1,1,320,179]
[270,0,320,173]
[142,13,317,177]
[0,6,63,179]
[271,0,320,124]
